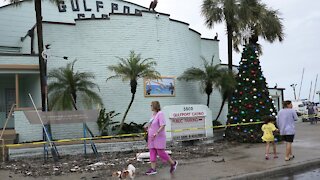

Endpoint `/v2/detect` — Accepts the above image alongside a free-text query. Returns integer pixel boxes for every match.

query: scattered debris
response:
[0,141,233,178]
[88,162,106,167]
[212,157,225,163]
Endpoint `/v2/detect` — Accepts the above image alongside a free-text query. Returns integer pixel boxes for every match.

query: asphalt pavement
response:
[137,122,320,180]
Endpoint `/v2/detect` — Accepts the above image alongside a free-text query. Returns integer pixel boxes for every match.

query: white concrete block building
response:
[0,0,227,142]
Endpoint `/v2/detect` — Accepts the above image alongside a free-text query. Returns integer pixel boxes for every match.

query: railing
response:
[0,104,15,162]
[0,46,21,54]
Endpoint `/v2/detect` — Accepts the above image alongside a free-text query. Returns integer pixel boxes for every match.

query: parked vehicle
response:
[292,100,308,116]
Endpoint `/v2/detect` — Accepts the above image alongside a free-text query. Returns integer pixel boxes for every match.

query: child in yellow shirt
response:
[261,116,278,160]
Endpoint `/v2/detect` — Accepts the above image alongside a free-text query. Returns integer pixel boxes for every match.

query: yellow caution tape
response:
[301,114,320,118]
[3,121,264,148]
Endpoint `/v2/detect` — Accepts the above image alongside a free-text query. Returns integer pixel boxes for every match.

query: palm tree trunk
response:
[205,83,213,107]
[72,100,78,110]
[119,93,135,132]
[227,25,233,72]
[34,0,46,112]
[215,97,227,121]
[207,93,210,107]
[227,25,233,105]
[70,94,78,110]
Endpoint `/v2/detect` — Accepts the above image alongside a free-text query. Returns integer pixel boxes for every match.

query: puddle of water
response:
[275,168,320,180]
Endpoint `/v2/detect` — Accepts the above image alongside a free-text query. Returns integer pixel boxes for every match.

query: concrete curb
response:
[226,158,320,180]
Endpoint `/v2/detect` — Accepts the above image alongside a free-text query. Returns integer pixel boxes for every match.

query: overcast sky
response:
[127,0,320,102]
[1,0,320,101]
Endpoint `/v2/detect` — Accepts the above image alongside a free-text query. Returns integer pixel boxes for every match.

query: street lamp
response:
[290,84,297,101]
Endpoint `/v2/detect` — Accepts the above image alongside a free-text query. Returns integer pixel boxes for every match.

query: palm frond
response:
[178,68,207,82]
[107,51,160,82]
[48,60,102,110]
[106,74,123,82]
[201,0,224,28]
[256,8,284,43]
[76,80,100,91]
[217,70,237,99]
[79,89,103,109]
[238,0,284,44]
[48,82,67,92]
[138,70,161,80]
[49,90,74,110]
[200,56,209,68]
[223,0,239,26]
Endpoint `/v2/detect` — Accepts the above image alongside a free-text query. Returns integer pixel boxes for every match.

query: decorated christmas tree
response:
[226,40,277,143]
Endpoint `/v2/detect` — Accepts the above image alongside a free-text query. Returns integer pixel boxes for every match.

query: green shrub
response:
[212,120,223,127]
[112,122,147,135]
[97,108,120,136]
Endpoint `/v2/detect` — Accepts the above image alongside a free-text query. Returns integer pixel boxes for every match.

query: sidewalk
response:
[138,122,320,180]
[0,122,318,180]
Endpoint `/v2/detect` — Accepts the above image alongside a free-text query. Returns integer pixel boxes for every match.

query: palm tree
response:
[214,70,236,121]
[107,51,161,132]
[201,0,239,71]
[48,60,103,110]
[201,0,284,70]
[233,0,284,53]
[178,56,226,107]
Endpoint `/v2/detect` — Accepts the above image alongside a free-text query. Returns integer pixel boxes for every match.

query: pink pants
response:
[149,148,170,163]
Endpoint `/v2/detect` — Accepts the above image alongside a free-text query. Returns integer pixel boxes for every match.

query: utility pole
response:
[34,0,58,162]
[35,0,46,112]
[290,84,297,101]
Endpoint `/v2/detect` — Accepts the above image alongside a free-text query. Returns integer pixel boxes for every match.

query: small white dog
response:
[112,163,136,179]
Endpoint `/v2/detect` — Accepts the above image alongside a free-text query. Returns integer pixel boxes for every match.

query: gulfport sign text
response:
[57,0,143,19]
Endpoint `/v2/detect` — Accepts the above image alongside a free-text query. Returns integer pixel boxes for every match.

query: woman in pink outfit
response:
[145,101,178,175]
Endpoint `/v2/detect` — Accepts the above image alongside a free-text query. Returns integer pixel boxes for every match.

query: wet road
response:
[276,168,320,180]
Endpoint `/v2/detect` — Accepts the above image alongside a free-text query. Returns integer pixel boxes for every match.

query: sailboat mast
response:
[312,74,318,102]
[298,68,305,100]
[309,81,313,101]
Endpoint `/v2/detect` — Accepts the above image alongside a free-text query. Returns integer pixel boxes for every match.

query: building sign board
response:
[163,105,213,141]
[23,109,99,124]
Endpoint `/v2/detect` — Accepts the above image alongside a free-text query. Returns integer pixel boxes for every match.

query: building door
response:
[2,88,16,129]
[5,88,15,118]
